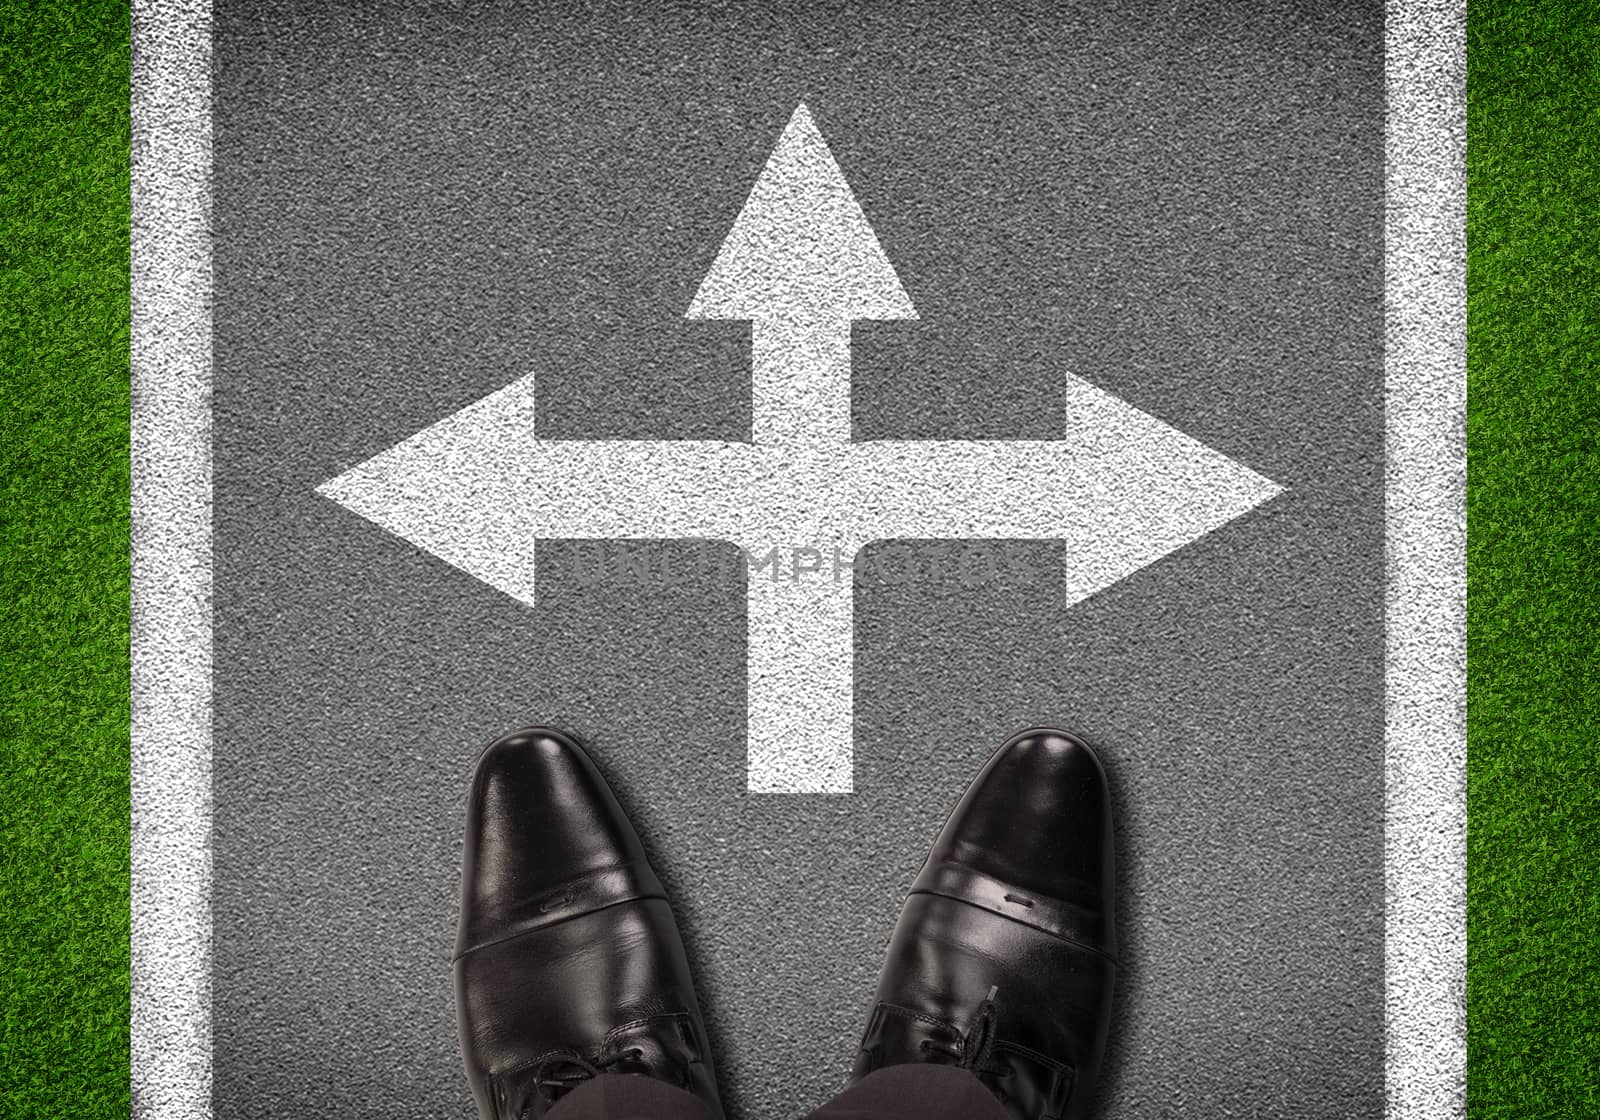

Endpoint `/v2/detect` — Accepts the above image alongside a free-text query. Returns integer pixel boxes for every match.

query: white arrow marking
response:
[317,102,1284,793]
[689,104,915,445]
[687,103,912,790]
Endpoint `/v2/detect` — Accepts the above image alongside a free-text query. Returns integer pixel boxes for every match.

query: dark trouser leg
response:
[802,1065,1010,1120]
[544,1073,714,1120]
[540,1065,1007,1120]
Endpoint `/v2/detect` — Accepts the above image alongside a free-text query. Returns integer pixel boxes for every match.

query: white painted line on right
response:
[1385,0,1467,1116]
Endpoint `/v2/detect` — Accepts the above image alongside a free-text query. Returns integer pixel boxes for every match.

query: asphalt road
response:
[213,2,1385,1116]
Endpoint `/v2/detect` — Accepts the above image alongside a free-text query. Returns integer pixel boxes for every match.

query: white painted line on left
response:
[131,1,212,1117]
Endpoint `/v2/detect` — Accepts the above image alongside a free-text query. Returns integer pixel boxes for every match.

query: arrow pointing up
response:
[689,104,915,444]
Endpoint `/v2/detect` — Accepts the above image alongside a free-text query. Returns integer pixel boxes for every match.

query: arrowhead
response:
[688,104,916,322]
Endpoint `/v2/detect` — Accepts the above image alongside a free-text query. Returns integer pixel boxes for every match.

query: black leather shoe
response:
[454,728,722,1119]
[850,729,1118,1120]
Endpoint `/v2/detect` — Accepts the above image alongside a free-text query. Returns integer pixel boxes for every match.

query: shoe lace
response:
[918,985,1012,1088]
[528,1046,645,1104]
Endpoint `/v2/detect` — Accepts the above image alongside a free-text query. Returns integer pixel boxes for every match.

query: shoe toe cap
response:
[930,728,1115,932]
[459,727,654,942]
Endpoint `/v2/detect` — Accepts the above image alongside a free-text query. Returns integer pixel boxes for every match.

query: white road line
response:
[1384,0,1468,1116]
[131,1,212,1117]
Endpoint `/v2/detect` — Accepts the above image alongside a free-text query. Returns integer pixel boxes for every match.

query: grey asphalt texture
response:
[213,2,1385,1117]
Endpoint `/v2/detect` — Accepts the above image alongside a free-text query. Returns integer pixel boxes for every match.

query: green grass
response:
[0,2,131,1117]
[1467,2,1600,1117]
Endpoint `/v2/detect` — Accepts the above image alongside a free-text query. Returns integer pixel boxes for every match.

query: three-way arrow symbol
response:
[318,103,1284,793]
